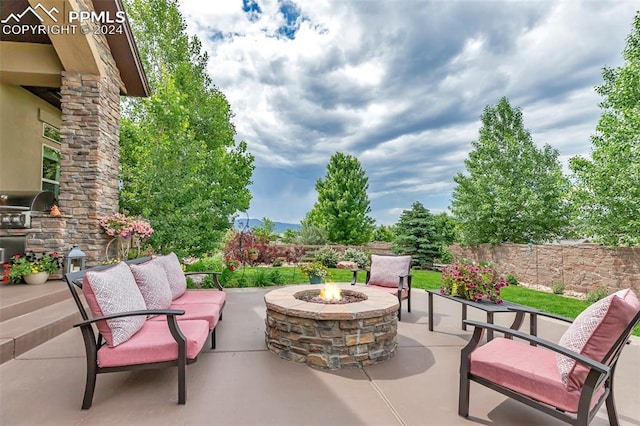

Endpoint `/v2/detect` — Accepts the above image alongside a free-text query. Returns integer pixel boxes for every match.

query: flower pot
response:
[248,253,259,261]
[23,272,49,285]
[309,274,322,284]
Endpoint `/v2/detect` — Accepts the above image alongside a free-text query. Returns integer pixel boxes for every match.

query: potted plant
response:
[299,261,331,284]
[440,261,508,303]
[247,247,259,261]
[3,252,62,284]
[99,213,154,261]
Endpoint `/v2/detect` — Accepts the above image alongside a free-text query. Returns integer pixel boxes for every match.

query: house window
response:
[42,145,61,198]
[42,123,61,198]
[43,123,61,143]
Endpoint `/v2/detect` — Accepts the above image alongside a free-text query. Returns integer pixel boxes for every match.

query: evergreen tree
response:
[392,202,441,267]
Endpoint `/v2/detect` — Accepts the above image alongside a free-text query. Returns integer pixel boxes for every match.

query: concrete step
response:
[0,297,83,364]
[0,281,71,322]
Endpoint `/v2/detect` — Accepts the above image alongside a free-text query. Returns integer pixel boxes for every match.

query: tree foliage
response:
[119,0,254,256]
[297,221,329,245]
[569,12,640,246]
[372,224,396,242]
[392,202,442,267]
[451,97,569,245]
[251,217,277,241]
[307,152,375,245]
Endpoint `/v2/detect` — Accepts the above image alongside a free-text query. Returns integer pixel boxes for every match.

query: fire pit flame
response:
[319,282,342,301]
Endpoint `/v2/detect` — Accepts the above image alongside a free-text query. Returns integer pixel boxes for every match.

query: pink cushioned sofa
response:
[64,254,225,409]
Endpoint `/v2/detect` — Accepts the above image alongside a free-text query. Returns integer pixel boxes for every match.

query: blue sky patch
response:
[242,0,262,22]
[277,0,301,39]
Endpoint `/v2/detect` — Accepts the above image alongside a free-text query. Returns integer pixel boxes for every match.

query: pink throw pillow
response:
[156,253,187,300]
[130,260,172,312]
[367,255,411,288]
[557,288,640,390]
[83,262,147,347]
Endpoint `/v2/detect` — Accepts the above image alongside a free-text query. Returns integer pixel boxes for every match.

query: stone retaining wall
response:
[449,243,640,294]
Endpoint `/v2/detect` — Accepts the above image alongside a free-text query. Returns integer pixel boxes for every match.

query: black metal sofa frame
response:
[64,257,224,409]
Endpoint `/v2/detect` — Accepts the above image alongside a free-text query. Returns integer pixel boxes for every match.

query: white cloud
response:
[177,0,636,224]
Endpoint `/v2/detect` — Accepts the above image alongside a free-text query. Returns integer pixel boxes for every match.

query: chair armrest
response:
[398,274,412,290]
[184,271,224,290]
[506,306,573,323]
[463,320,610,374]
[73,309,186,328]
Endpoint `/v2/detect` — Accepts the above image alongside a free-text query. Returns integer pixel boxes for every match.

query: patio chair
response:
[459,288,640,425]
[351,254,411,320]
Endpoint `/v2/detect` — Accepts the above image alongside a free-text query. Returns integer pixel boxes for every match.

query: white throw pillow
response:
[130,260,173,312]
[83,262,147,347]
[156,253,187,300]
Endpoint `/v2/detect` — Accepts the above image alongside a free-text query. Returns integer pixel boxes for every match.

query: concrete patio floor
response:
[1,287,638,426]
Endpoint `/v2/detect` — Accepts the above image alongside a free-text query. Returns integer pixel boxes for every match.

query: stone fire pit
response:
[264,284,399,369]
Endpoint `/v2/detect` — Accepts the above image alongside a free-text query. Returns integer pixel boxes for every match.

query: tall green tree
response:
[119,0,254,256]
[307,152,375,244]
[392,202,441,267]
[569,12,640,246]
[451,97,569,245]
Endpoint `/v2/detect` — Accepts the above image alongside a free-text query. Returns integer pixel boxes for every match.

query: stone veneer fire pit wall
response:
[264,284,399,369]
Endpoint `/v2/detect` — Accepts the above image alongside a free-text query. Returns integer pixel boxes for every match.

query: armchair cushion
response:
[83,262,147,347]
[557,288,640,390]
[371,286,409,299]
[471,337,602,413]
[156,253,187,300]
[367,255,411,288]
[97,319,210,367]
[130,260,173,312]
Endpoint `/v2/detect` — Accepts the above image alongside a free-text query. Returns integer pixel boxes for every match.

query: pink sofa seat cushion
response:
[367,255,411,288]
[470,338,603,413]
[367,285,409,300]
[97,319,209,368]
[557,288,640,390]
[171,290,226,306]
[149,303,220,330]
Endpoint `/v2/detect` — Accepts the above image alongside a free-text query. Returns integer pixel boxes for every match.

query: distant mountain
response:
[234,218,300,234]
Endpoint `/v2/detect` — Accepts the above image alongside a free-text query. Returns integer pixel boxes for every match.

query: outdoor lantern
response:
[527,241,534,254]
[65,244,86,274]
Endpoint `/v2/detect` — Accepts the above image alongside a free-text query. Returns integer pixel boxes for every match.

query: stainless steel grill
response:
[0,191,55,229]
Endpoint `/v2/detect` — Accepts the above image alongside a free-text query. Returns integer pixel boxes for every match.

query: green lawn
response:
[217,266,640,336]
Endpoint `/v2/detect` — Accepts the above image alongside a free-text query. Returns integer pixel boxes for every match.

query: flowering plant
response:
[225,257,240,272]
[3,252,62,283]
[99,213,154,260]
[247,247,259,255]
[99,213,154,239]
[440,261,508,303]
[299,261,331,279]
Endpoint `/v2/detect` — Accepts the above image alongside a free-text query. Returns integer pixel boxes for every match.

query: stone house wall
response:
[58,0,124,265]
[449,243,640,294]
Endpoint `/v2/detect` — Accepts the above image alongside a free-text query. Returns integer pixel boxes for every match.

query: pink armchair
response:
[459,289,640,425]
[351,254,412,320]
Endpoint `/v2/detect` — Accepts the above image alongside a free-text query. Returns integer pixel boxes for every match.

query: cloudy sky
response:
[177,0,636,225]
